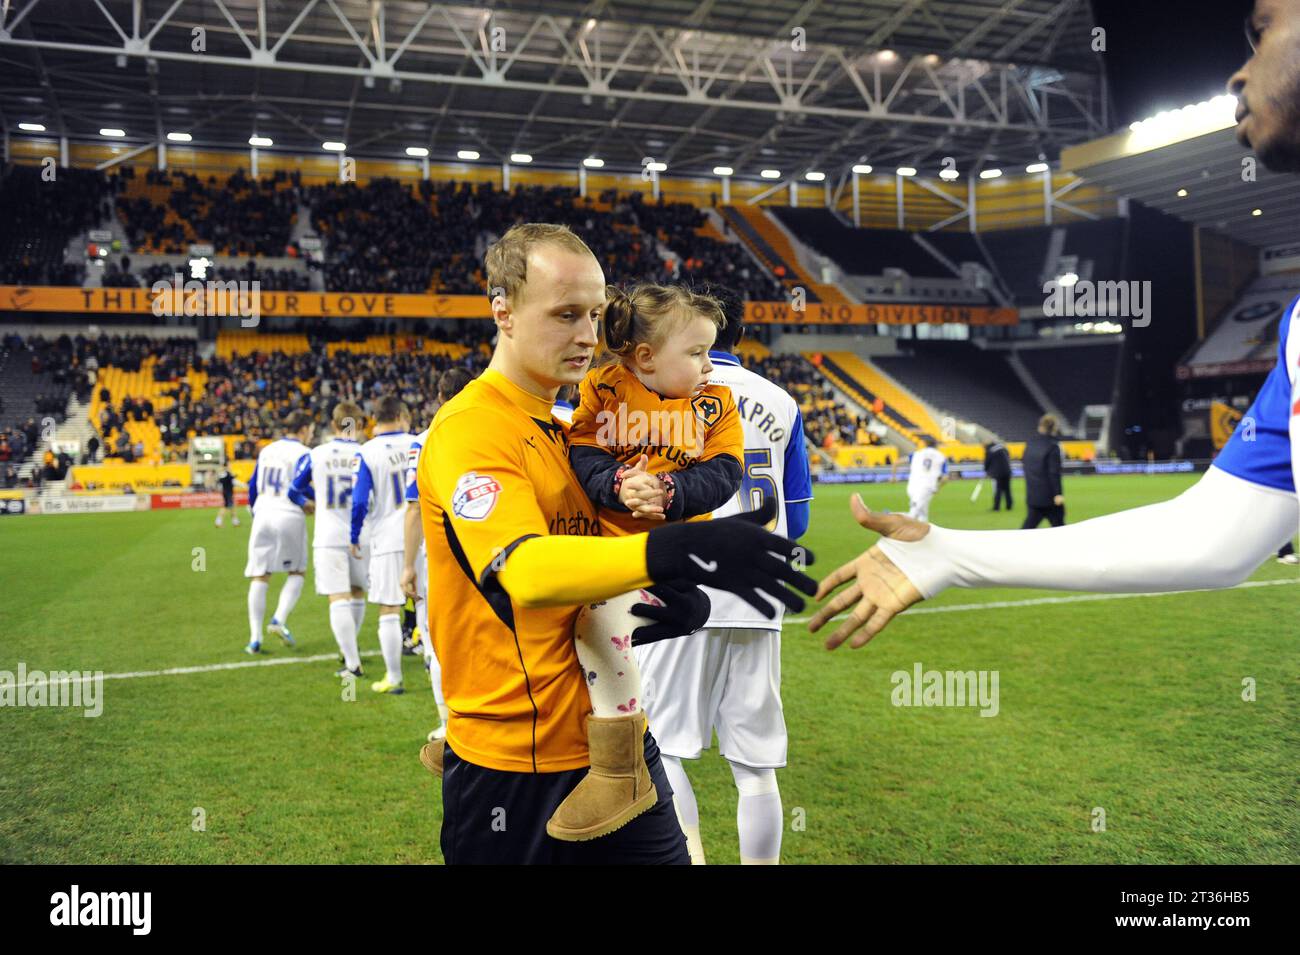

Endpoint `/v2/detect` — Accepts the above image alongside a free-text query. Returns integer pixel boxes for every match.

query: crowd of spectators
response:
[0,419,39,482]
[0,163,115,286]
[102,259,313,291]
[178,345,488,452]
[307,177,443,293]
[7,322,888,480]
[82,323,493,462]
[607,190,785,302]
[0,334,102,486]
[114,166,301,257]
[744,353,882,451]
[34,331,177,381]
[6,160,792,304]
[305,177,788,300]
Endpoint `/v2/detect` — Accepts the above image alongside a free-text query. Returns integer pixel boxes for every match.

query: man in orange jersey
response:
[416,223,815,864]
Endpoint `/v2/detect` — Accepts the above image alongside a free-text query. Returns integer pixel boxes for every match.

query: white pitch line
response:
[784,577,1300,624]
[10,579,1297,687]
[10,649,383,689]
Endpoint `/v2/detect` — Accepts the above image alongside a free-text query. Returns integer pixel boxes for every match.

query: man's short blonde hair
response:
[485,222,597,305]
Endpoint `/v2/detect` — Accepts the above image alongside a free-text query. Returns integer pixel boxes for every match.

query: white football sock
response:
[574,606,642,718]
[329,600,362,671]
[350,597,366,632]
[378,613,403,684]
[662,755,705,864]
[731,761,781,865]
[247,580,268,645]
[272,574,304,626]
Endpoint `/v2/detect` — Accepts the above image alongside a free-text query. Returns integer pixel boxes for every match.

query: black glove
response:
[644,498,815,618]
[630,581,711,647]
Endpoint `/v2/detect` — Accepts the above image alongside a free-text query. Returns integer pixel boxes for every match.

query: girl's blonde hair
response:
[602,283,724,362]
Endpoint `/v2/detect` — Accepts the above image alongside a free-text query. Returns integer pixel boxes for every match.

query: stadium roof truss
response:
[0,0,1109,185]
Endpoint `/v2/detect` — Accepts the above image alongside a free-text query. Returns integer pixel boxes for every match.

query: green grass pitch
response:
[1,473,1296,864]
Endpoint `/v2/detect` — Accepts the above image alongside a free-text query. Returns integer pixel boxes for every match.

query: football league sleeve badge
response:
[452,471,503,521]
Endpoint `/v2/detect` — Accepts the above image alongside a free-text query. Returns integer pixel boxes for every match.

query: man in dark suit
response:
[1021,414,1065,529]
[983,441,1012,511]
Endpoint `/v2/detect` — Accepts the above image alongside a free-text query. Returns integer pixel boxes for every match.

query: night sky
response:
[1090,0,1256,126]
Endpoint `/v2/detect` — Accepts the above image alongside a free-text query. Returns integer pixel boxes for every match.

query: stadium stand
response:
[718,204,849,303]
[216,331,311,357]
[0,164,115,286]
[7,318,901,489]
[743,352,888,460]
[1,157,1120,482]
[1182,273,1300,370]
[77,326,492,479]
[978,218,1127,306]
[770,209,950,278]
[6,161,790,301]
[304,177,793,298]
[0,333,100,483]
[806,351,941,447]
[115,166,301,257]
[98,259,313,291]
[769,213,1129,308]
[875,343,1044,440]
[1014,342,1121,433]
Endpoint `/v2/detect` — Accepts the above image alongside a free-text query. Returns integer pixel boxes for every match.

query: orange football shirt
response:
[417,368,603,773]
[568,362,744,535]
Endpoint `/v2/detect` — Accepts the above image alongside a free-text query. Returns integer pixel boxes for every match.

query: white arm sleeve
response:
[876,467,1298,598]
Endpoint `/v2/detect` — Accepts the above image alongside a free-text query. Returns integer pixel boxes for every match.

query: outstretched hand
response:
[808,494,928,650]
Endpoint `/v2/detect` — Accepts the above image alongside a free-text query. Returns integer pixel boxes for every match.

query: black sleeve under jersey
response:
[570,444,631,511]
[570,446,743,520]
[665,454,743,521]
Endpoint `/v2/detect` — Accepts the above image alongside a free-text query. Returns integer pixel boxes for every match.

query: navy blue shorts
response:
[440,730,690,865]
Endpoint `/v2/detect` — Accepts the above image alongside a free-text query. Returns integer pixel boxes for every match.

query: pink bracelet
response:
[659,472,676,512]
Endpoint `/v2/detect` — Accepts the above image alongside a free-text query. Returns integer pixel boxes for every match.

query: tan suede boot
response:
[419,738,445,778]
[546,713,657,842]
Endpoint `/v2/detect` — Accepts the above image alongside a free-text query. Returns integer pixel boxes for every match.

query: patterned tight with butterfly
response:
[574,599,644,719]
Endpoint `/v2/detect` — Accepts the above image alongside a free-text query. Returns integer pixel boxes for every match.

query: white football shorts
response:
[636,626,786,768]
[908,488,935,522]
[367,550,406,607]
[244,511,307,577]
[313,545,369,596]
